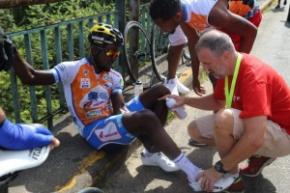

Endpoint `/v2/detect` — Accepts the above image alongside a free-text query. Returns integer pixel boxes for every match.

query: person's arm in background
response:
[12,49,56,85]
[180,23,205,96]
[209,0,257,53]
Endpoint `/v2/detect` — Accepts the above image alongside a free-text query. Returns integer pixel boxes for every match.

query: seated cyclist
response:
[9,23,237,191]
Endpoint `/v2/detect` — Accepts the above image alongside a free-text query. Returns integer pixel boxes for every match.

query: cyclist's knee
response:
[150,84,170,95]
[134,110,162,131]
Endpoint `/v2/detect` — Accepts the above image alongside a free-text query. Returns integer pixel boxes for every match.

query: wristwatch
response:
[214,161,228,174]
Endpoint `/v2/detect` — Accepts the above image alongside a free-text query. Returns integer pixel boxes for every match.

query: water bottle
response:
[166,98,187,119]
[134,80,143,96]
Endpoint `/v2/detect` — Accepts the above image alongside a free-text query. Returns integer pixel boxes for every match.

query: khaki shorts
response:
[195,108,290,158]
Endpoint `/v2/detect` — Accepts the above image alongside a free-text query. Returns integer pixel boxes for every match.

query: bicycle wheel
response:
[150,24,168,81]
[77,187,105,193]
[124,21,156,88]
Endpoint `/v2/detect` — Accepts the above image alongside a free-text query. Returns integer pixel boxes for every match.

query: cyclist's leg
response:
[138,84,169,124]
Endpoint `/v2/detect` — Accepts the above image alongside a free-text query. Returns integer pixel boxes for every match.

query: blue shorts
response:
[0,119,53,150]
[83,96,144,150]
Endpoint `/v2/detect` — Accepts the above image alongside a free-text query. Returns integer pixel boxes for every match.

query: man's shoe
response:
[189,172,239,192]
[222,175,245,193]
[240,155,276,177]
[275,4,281,9]
[188,139,208,147]
[140,152,179,172]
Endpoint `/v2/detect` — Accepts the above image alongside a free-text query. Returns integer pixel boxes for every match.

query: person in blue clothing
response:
[0,107,60,150]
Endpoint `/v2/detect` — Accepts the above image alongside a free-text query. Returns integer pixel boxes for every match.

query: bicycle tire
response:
[77,187,105,193]
[181,45,191,66]
[150,24,168,81]
[124,21,157,88]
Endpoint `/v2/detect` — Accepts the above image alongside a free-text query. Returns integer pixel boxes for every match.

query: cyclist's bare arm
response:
[12,49,55,85]
[209,0,257,53]
[111,92,126,115]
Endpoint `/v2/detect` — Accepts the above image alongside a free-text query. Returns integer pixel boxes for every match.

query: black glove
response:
[0,27,15,71]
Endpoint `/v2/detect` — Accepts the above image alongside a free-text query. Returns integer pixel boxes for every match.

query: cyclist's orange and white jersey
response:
[229,0,259,18]
[169,0,261,46]
[52,58,123,135]
[169,0,217,45]
[182,0,217,33]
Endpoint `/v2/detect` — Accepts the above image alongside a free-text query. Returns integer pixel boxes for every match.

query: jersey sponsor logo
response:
[29,147,43,160]
[80,78,91,88]
[80,87,110,110]
[103,74,110,81]
[86,109,102,118]
[83,69,89,77]
[95,121,121,142]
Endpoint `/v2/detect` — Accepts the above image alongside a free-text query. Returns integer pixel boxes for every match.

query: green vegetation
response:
[0,0,113,32]
[0,0,114,122]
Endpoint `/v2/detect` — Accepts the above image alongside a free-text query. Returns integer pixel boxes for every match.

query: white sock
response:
[165,78,178,95]
[142,148,154,157]
[174,153,201,182]
[167,77,177,84]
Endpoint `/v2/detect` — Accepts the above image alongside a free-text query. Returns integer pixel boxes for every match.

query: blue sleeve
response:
[0,119,53,150]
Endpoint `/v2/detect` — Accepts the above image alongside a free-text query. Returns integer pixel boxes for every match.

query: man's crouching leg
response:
[214,108,236,161]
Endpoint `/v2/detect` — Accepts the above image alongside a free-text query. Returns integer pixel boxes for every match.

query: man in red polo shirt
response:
[169,29,290,192]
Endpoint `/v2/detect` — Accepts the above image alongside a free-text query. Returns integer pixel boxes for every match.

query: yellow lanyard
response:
[224,53,242,108]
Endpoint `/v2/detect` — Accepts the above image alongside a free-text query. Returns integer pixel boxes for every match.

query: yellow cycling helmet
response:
[88,23,124,48]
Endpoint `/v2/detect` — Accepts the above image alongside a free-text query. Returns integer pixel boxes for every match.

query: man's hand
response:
[0,27,15,71]
[192,78,205,96]
[197,167,223,192]
[162,95,186,108]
